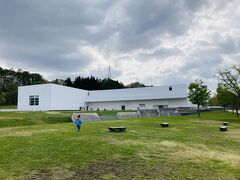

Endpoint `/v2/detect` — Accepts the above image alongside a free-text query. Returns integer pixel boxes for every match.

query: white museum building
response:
[17,83,192,111]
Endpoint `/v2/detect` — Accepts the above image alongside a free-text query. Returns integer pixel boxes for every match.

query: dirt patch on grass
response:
[190,119,219,126]
[225,129,240,142]
[0,127,33,137]
[140,140,240,168]
[0,127,60,138]
[22,158,160,179]
[23,170,52,180]
[169,145,240,167]
[0,117,23,120]
[21,157,236,180]
[0,131,32,137]
[21,168,77,180]
[105,138,240,168]
[0,126,20,132]
[36,128,59,133]
[0,131,33,137]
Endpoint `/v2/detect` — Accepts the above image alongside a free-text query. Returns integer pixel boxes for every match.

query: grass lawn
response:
[0,111,239,179]
[0,105,17,109]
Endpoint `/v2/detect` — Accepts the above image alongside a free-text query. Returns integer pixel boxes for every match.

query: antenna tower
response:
[108,66,111,79]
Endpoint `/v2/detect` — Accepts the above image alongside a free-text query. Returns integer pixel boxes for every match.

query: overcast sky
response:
[0,0,239,92]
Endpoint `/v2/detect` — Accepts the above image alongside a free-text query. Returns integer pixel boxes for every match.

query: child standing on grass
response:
[74,115,83,133]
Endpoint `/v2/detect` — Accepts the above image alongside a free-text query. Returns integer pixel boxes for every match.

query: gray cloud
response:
[96,0,207,52]
[137,47,182,61]
[0,0,239,92]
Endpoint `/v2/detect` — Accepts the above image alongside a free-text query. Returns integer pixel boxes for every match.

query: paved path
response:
[0,109,19,112]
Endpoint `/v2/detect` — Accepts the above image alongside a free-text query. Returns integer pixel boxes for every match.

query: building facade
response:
[17,83,192,111]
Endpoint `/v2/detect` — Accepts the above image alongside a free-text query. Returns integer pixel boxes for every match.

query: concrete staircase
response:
[138,109,159,117]
[138,108,181,117]
[158,108,180,117]
[116,112,140,119]
[177,107,196,115]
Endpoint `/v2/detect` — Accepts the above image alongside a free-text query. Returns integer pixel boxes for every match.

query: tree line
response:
[62,77,146,90]
[0,67,146,105]
[0,68,46,105]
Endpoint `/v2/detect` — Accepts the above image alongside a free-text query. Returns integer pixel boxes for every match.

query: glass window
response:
[169,86,172,91]
[29,95,39,106]
[139,104,145,108]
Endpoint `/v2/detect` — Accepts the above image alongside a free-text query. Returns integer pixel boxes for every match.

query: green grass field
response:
[0,111,239,179]
[0,105,17,109]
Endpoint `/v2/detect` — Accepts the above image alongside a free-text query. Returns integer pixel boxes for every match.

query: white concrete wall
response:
[86,84,188,102]
[18,84,88,111]
[50,84,88,110]
[18,83,192,111]
[17,84,52,111]
[86,98,190,110]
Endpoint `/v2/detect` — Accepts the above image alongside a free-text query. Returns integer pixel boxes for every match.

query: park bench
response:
[108,126,127,132]
[223,122,228,126]
[219,126,227,132]
[160,123,169,127]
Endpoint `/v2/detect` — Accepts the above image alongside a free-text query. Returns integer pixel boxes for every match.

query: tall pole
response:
[108,66,111,79]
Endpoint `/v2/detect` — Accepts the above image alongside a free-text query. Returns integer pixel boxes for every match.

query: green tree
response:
[208,94,220,106]
[217,86,236,112]
[188,79,211,117]
[0,92,7,105]
[217,65,240,116]
[100,78,124,90]
[126,82,146,88]
[64,77,73,87]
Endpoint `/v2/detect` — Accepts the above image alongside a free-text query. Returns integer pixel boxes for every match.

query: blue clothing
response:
[75,119,83,133]
[75,119,83,126]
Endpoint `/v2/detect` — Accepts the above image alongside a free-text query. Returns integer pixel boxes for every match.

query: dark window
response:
[29,95,39,106]
[121,105,125,110]
[153,105,168,109]
[139,104,145,108]
[169,86,172,91]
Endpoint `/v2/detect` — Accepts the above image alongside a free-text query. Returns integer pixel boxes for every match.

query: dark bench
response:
[160,123,169,127]
[219,126,227,132]
[223,122,228,126]
[108,126,127,132]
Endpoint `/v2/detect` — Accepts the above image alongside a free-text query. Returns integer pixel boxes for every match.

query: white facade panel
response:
[86,98,189,111]
[85,84,187,102]
[17,84,52,111]
[50,84,88,110]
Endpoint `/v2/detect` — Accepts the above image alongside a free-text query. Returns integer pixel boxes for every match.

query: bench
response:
[108,126,127,132]
[160,123,169,127]
[219,126,227,132]
[223,122,228,126]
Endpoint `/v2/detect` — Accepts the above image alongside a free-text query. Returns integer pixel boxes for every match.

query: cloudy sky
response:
[0,0,239,92]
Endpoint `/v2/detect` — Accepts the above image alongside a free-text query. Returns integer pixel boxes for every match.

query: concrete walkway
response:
[0,109,19,112]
